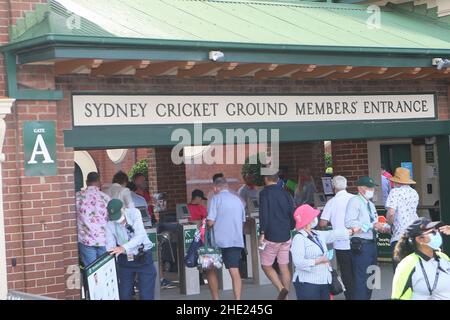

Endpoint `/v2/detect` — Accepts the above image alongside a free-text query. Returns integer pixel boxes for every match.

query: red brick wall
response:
[3,85,78,298]
[331,140,369,193]
[148,147,187,212]
[185,144,261,201]
[278,141,326,192]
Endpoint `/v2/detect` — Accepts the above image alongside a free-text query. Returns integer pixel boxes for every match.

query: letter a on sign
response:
[23,121,57,176]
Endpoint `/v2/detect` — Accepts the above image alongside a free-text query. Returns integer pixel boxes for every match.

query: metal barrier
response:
[145,227,161,300]
[7,290,56,300]
[177,223,200,295]
[245,217,271,285]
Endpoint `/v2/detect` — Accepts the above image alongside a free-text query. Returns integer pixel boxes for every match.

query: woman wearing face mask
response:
[392,217,450,300]
[290,204,360,300]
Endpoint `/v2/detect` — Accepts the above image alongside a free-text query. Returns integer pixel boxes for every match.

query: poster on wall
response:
[401,162,414,179]
[84,253,119,300]
[321,177,333,195]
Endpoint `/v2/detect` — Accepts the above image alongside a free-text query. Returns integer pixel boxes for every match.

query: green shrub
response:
[241,153,268,186]
[129,159,148,180]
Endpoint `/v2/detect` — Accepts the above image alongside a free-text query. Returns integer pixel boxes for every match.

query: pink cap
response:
[293,204,320,230]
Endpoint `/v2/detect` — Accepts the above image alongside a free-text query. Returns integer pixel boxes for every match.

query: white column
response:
[0,98,15,300]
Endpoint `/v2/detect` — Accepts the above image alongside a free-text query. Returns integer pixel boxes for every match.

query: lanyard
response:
[114,223,129,245]
[307,232,325,254]
[357,195,375,223]
[418,258,440,297]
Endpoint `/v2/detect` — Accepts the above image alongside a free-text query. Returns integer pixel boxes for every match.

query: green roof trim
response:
[6,0,450,50]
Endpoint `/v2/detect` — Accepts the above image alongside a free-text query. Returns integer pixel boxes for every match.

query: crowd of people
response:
[199,166,450,301]
[76,165,450,300]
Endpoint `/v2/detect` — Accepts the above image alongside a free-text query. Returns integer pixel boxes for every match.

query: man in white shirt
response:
[319,175,355,300]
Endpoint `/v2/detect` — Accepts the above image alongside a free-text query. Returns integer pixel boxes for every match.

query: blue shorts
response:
[221,247,242,269]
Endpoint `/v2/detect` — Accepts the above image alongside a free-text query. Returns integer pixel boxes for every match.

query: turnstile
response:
[145,227,160,300]
[177,223,200,295]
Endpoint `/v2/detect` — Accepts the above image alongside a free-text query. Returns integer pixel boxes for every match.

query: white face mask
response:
[116,214,125,224]
[310,217,318,229]
[364,190,374,200]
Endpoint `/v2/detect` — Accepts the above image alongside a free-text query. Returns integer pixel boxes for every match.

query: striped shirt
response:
[290,229,349,285]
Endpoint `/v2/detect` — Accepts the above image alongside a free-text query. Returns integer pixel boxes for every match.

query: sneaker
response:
[160,278,176,289]
[277,288,289,300]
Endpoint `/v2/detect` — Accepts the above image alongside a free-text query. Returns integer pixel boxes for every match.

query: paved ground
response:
[160,263,394,300]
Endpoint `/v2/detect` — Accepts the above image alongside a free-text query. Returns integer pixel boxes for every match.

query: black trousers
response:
[336,249,355,300]
[391,241,398,272]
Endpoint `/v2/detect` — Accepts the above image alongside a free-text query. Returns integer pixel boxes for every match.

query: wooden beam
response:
[254,64,316,79]
[326,67,388,80]
[90,60,150,76]
[54,59,103,75]
[357,67,422,80]
[217,63,276,80]
[419,68,450,80]
[291,66,352,80]
[388,68,434,80]
[135,61,196,77]
[177,62,237,78]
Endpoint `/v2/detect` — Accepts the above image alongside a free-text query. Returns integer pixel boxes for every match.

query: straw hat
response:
[389,167,416,185]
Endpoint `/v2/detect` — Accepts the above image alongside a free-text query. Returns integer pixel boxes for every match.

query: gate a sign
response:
[23,121,57,176]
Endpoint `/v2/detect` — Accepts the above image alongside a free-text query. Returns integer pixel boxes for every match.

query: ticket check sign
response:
[23,121,57,176]
[72,93,436,126]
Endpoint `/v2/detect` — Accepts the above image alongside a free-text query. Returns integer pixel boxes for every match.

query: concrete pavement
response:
[160,263,394,300]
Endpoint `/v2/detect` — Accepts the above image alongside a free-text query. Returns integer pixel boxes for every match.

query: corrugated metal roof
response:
[9,0,450,50]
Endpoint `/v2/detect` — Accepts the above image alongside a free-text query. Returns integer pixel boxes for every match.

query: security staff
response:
[345,176,390,300]
[105,199,157,300]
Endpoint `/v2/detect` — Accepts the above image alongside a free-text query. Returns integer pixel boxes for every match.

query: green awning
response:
[64,119,450,149]
[5,0,450,52]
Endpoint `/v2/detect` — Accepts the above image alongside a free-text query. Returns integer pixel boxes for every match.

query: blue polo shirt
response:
[207,189,246,248]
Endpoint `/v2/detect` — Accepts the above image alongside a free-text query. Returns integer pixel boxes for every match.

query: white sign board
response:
[85,253,119,300]
[72,94,436,126]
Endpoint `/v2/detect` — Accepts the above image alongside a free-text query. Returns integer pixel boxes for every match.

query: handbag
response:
[329,269,345,295]
[184,229,203,268]
[300,231,346,296]
[350,237,363,254]
[197,229,222,271]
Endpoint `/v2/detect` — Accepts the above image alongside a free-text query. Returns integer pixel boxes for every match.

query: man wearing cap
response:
[105,199,157,300]
[392,218,450,300]
[345,176,389,300]
[188,189,208,222]
[385,167,419,271]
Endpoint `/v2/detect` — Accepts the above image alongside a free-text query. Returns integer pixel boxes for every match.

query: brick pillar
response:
[331,140,369,193]
[278,141,325,192]
[148,147,187,212]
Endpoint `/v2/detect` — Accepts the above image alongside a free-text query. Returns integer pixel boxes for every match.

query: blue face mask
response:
[427,232,443,250]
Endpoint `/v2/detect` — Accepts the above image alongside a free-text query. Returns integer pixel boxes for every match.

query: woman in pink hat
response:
[290,204,360,300]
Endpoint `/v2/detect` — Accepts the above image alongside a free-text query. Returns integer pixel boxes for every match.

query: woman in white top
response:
[392,218,450,300]
[290,204,360,300]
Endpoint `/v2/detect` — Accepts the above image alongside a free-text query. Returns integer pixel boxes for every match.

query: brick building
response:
[1,0,450,299]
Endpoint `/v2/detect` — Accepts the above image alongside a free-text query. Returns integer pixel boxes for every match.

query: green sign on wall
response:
[146,230,158,262]
[184,229,196,255]
[23,121,57,176]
